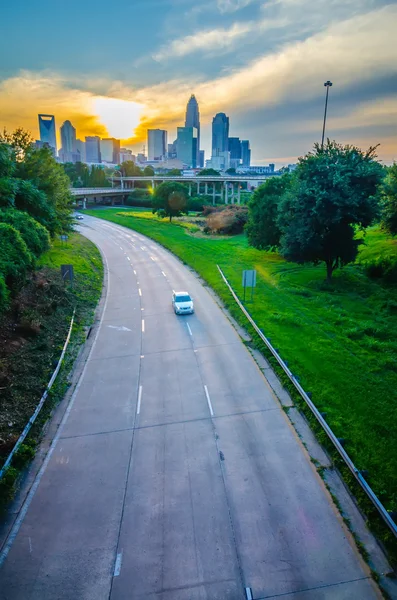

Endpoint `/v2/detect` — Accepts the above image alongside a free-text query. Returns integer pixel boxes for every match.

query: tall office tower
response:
[185,95,200,169]
[119,148,134,163]
[241,140,251,167]
[38,114,57,154]
[60,120,77,162]
[168,140,177,159]
[85,136,101,163]
[199,150,205,168]
[212,113,229,156]
[100,138,120,163]
[148,129,167,160]
[228,137,241,160]
[75,139,86,162]
[176,126,198,168]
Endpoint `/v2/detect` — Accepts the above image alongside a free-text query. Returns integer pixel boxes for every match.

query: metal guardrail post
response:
[216,265,397,539]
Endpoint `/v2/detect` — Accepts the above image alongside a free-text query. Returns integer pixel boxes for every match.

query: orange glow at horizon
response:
[92,97,144,141]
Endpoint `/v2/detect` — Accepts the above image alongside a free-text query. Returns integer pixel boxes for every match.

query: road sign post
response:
[242,269,256,302]
[61,264,74,288]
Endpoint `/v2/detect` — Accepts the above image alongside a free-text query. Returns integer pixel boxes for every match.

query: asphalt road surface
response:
[0,215,380,599]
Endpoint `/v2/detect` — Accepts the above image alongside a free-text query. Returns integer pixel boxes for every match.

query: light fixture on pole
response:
[321,80,333,150]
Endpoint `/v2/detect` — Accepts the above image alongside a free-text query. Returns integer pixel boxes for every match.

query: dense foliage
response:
[247,141,384,280]
[0,128,73,312]
[246,175,291,249]
[381,163,397,236]
[63,162,111,188]
[152,181,189,221]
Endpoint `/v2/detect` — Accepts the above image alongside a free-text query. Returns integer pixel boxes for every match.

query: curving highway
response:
[0,215,380,599]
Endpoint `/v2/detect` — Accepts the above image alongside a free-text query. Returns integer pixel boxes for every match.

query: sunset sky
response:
[0,0,396,167]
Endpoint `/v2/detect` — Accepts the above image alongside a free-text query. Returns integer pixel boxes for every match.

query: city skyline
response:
[1,1,396,167]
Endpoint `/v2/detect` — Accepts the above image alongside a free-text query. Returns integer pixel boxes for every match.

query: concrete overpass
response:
[111,174,275,204]
[71,174,275,206]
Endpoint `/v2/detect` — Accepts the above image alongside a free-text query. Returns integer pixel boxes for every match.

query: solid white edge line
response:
[204,385,214,416]
[114,552,123,577]
[141,319,145,332]
[0,241,111,567]
[187,323,192,336]
[138,289,142,297]
[137,385,143,415]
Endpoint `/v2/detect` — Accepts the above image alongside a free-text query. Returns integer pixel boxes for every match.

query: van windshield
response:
[176,295,191,302]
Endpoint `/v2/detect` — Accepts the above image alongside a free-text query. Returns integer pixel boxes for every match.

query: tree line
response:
[0,129,73,313]
[246,141,396,281]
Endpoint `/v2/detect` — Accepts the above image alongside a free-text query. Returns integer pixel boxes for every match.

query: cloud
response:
[216,0,258,12]
[1,4,396,163]
[153,22,252,60]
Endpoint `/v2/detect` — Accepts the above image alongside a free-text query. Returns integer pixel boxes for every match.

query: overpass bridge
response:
[71,174,275,206]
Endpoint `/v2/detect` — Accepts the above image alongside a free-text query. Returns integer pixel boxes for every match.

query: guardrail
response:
[0,310,75,480]
[217,265,397,540]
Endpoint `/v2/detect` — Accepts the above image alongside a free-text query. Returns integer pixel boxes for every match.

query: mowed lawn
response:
[85,208,397,513]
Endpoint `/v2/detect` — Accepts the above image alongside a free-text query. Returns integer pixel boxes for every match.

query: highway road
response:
[0,215,380,599]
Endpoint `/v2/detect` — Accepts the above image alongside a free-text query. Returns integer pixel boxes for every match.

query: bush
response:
[187,196,205,212]
[204,205,248,235]
[0,209,50,257]
[364,257,397,283]
[0,274,8,313]
[0,223,33,290]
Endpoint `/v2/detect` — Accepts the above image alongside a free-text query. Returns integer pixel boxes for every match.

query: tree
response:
[15,145,73,233]
[0,128,34,161]
[199,168,221,176]
[246,174,291,249]
[278,141,383,281]
[152,181,189,222]
[119,160,142,177]
[143,165,155,176]
[0,209,50,257]
[166,168,182,176]
[0,223,33,289]
[226,167,236,175]
[380,163,397,235]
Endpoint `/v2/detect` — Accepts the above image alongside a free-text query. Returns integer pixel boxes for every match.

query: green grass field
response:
[85,210,397,518]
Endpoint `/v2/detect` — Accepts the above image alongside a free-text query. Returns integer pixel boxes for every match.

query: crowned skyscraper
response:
[185,95,200,168]
[38,114,57,155]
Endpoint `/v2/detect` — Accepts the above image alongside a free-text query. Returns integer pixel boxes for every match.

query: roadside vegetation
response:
[0,129,103,511]
[85,143,397,560]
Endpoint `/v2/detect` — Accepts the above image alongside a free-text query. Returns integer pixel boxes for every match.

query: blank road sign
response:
[242,270,257,287]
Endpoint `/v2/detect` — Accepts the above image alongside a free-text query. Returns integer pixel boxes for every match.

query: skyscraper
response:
[148,129,167,160]
[85,136,101,163]
[241,140,251,167]
[212,113,229,156]
[60,120,76,162]
[75,139,86,163]
[185,95,200,169]
[38,114,57,154]
[100,138,120,163]
[228,137,241,160]
[176,127,198,168]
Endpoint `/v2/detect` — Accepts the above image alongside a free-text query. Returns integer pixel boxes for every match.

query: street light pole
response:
[321,80,333,150]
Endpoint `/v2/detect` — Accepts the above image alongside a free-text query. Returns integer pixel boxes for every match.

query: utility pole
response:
[321,80,333,150]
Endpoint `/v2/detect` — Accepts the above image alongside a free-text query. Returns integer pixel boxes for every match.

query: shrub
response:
[0,209,50,257]
[205,205,248,235]
[187,196,205,212]
[364,257,397,283]
[0,274,8,313]
[0,223,33,290]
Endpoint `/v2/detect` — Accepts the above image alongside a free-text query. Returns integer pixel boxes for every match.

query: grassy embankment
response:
[0,232,102,511]
[86,208,397,556]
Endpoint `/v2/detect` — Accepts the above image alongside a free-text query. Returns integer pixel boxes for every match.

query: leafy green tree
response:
[226,167,236,175]
[0,209,50,257]
[16,146,73,233]
[0,223,33,289]
[246,174,291,249]
[380,163,397,235]
[199,168,221,176]
[143,165,155,176]
[166,168,182,176]
[152,181,189,222]
[89,165,110,187]
[120,160,142,176]
[278,141,383,281]
[0,128,34,160]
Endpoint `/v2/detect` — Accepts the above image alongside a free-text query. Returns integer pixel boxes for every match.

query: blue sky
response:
[0,0,396,166]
